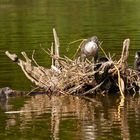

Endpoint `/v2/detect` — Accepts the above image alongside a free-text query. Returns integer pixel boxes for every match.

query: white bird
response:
[81,36,100,63]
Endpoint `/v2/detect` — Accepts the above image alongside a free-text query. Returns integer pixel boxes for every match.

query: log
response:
[5,51,58,90]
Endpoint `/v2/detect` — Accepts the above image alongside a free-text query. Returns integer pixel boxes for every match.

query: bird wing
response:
[84,41,97,53]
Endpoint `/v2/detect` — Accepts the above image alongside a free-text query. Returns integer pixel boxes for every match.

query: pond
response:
[0,0,140,139]
[0,94,139,140]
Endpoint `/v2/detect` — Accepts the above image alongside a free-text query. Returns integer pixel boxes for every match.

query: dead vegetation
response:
[5,29,140,98]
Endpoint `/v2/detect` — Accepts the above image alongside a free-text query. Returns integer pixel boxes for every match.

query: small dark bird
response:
[95,57,109,70]
[81,36,100,63]
[94,57,109,81]
[94,57,118,92]
[0,87,13,100]
[134,51,140,71]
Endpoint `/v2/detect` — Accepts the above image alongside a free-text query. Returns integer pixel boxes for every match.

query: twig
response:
[32,50,39,67]
[26,87,40,96]
[82,80,105,96]
[21,52,31,64]
[99,42,109,60]
[51,42,54,66]
[73,39,86,59]
[53,28,60,67]
[114,65,125,99]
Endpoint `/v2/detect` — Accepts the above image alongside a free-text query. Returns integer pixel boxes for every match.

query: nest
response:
[5,29,140,97]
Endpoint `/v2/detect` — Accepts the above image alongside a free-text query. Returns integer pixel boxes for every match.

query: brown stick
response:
[53,28,60,67]
[119,39,130,67]
[5,51,50,88]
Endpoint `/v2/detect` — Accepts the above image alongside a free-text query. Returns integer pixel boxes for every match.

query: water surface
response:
[0,0,140,89]
[0,0,140,139]
[0,95,140,140]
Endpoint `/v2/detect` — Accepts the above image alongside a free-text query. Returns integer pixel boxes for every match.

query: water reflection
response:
[0,99,9,111]
[0,94,139,140]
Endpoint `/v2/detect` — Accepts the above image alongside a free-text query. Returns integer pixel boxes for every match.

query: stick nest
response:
[5,29,140,97]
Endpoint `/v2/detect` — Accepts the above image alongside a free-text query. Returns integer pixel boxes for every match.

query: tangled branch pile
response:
[5,29,140,97]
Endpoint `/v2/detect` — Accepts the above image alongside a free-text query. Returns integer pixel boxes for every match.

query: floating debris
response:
[5,29,140,98]
[5,110,39,114]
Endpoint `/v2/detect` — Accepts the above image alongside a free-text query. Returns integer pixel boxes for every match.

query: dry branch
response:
[5,30,140,97]
[53,28,60,68]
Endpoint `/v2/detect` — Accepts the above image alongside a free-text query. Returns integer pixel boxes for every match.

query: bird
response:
[94,57,109,70]
[80,36,100,63]
[0,87,13,100]
[94,56,109,82]
[134,51,140,71]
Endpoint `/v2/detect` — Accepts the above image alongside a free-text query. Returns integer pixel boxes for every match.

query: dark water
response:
[0,0,140,139]
[0,95,140,140]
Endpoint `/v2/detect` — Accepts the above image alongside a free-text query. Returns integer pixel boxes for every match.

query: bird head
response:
[90,36,100,46]
[135,51,140,59]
